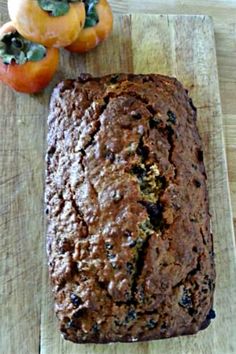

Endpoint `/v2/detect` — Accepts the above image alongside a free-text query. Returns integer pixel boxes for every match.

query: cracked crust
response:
[45,74,215,343]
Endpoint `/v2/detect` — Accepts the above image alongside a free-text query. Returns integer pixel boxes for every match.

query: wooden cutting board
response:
[0,14,236,354]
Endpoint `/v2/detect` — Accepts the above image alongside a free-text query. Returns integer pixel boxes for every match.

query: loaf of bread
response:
[45,74,215,343]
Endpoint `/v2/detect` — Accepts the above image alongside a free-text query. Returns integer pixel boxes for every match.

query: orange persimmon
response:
[66,0,113,53]
[8,0,86,48]
[0,22,59,93]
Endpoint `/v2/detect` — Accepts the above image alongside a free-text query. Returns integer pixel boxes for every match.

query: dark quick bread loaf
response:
[45,74,215,343]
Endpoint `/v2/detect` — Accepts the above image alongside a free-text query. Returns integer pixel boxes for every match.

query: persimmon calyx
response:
[84,0,99,27]
[37,0,81,17]
[0,32,46,65]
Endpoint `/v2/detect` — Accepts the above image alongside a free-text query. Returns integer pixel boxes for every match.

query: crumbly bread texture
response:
[45,74,216,343]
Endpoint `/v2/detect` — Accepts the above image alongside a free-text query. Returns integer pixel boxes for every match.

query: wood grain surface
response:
[1,10,236,354]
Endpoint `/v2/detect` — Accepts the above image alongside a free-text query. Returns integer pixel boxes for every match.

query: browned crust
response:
[45,74,215,343]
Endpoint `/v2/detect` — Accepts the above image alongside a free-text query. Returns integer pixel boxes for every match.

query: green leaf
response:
[11,37,24,50]
[84,0,99,28]
[18,51,27,65]
[0,41,6,52]
[0,31,46,65]
[26,44,46,62]
[0,53,16,65]
[37,0,81,17]
[84,17,97,27]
